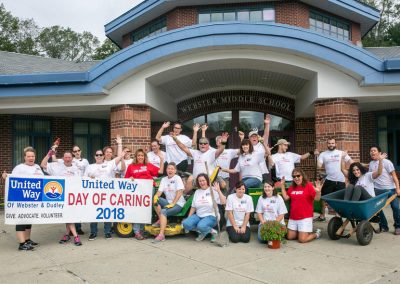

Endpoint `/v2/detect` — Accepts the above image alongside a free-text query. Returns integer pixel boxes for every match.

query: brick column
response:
[315,99,360,161]
[110,105,151,153]
[0,115,12,203]
[295,117,316,179]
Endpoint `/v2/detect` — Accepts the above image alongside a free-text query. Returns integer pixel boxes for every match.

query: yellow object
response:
[144,224,183,236]
[165,203,175,209]
[210,166,220,183]
[153,195,159,205]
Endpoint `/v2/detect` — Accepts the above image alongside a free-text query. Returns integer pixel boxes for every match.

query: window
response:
[132,18,167,44]
[13,117,51,166]
[377,114,400,169]
[73,120,107,163]
[309,11,350,41]
[198,6,275,24]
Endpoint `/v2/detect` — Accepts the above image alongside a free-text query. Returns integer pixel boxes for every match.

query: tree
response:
[92,38,120,60]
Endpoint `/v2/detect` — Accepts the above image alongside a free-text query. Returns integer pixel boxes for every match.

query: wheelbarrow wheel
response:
[328,217,343,240]
[114,223,134,238]
[356,220,373,246]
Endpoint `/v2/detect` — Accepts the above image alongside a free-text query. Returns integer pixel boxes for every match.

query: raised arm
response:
[341,151,349,178]
[280,177,290,201]
[156,121,170,142]
[215,132,228,159]
[116,134,123,157]
[372,153,386,179]
[172,133,192,157]
[201,124,208,138]
[213,181,226,205]
[263,114,271,148]
[41,149,55,170]
[157,152,165,175]
[191,124,200,149]
[114,149,126,172]
[314,179,322,201]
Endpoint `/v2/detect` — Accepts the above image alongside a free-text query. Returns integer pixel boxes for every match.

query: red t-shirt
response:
[125,163,159,180]
[287,182,316,220]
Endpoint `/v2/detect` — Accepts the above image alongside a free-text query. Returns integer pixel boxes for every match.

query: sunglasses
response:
[292,175,301,179]
[199,143,208,145]
[95,154,103,157]
[73,150,81,153]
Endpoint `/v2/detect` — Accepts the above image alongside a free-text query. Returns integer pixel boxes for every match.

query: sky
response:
[1,0,144,41]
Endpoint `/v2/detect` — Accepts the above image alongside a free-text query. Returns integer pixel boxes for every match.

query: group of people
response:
[2,115,400,251]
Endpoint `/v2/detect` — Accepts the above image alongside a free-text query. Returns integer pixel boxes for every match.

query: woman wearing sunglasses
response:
[84,149,126,240]
[280,168,322,243]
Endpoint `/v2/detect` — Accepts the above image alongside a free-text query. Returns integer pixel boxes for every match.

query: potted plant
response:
[259,220,287,249]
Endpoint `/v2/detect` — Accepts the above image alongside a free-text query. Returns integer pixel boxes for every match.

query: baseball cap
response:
[248,128,258,137]
[274,139,290,147]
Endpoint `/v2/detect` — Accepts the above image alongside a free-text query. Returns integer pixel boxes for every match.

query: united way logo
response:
[43,180,65,201]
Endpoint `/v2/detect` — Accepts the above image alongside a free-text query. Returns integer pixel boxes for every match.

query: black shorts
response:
[16,224,32,231]
[321,179,345,196]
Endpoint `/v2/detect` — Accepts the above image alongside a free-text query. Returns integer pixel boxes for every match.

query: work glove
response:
[153,195,159,205]
[165,203,175,209]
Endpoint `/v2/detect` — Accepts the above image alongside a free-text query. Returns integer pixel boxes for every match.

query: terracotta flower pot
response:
[267,240,281,249]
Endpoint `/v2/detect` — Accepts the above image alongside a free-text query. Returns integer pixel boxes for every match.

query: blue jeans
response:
[182,214,216,235]
[158,197,182,217]
[90,222,111,235]
[257,223,266,243]
[133,223,144,234]
[242,177,262,191]
[379,188,400,230]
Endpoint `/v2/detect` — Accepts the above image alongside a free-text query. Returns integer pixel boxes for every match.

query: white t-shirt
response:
[189,148,217,179]
[158,175,186,207]
[12,163,44,176]
[46,162,81,177]
[84,161,118,179]
[271,152,301,181]
[160,135,192,164]
[255,195,288,225]
[216,149,238,179]
[253,142,269,174]
[191,187,221,218]
[234,152,264,182]
[225,194,254,227]
[369,159,396,189]
[104,159,120,177]
[318,150,351,182]
[117,158,133,178]
[147,151,165,168]
[356,172,375,197]
[73,157,89,176]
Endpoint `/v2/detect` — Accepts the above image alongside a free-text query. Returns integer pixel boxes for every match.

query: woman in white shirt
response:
[152,162,185,243]
[341,152,385,201]
[226,181,254,243]
[182,173,226,242]
[256,180,288,242]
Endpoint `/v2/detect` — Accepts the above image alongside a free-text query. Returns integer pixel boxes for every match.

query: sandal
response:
[313,216,326,222]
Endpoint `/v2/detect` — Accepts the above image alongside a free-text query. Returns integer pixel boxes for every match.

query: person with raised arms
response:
[2,147,44,251]
[41,150,82,246]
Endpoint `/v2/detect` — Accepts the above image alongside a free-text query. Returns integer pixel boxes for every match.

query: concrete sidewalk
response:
[0,209,399,284]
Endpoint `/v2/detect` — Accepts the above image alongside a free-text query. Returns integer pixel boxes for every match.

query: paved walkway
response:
[0,209,399,284]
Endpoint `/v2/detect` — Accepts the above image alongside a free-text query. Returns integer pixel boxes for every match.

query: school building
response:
[1,0,400,198]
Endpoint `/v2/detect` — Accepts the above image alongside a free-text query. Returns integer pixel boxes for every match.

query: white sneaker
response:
[315,229,322,239]
[195,233,206,241]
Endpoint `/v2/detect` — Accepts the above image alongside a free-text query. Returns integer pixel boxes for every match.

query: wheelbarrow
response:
[322,189,397,246]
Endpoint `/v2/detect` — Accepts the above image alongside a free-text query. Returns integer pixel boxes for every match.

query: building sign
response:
[5,175,153,224]
[177,91,294,121]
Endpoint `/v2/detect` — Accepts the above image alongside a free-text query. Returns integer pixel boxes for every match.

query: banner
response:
[5,175,153,225]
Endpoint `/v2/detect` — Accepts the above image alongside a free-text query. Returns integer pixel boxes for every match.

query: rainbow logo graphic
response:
[43,181,64,200]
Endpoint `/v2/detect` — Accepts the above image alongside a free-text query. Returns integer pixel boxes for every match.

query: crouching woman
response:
[182,174,226,242]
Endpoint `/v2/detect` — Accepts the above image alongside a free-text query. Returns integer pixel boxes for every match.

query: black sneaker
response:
[19,242,34,251]
[105,233,112,240]
[88,233,97,241]
[26,240,39,247]
[76,229,85,235]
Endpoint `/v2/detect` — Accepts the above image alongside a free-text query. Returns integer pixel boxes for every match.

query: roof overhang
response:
[105,0,380,47]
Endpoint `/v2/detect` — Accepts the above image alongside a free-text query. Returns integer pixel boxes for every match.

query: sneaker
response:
[105,233,112,240]
[313,216,326,222]
[88,233,97,241]
[184,228,190,234]
[74,236,82,246]
[195,233,207,242]
[18,242,34,251]
[152,234,165,243]
[59,234,70,244]
[152,220,160,227]
[376,227,389,234]
[76,229,85,235]
[394,228,400,235]
[210,229,218,243]
[26,240,39,247]
[134,232,146,240]
[315,229,322,239]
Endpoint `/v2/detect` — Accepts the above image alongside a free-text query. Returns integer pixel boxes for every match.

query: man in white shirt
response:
[369,146,400,235]
[269,139,319,182]
[156,121,193,172]
[315,138,353,222]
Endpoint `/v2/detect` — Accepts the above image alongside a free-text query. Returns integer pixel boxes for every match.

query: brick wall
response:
[315,98,360,161]
[351,22,361,45]
[276,0,309,29]
[295,117,316,179]
[0,115,12,204]
[52,117,73,155]
[167,7,197,30]
[359,111,376,164]
[110,105,151,154]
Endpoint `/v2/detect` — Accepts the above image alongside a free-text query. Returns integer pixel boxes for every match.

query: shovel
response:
[205,162,229,247]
